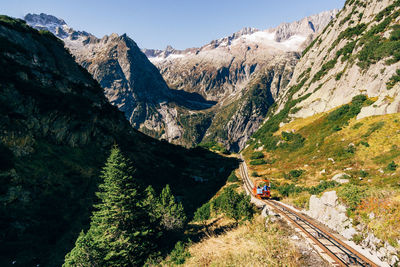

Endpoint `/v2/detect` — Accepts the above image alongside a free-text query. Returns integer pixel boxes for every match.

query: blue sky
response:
[2,0,345,50]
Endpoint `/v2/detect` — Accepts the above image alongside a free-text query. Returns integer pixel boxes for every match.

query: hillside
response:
[244,98,400,264]
[0,16,237,267]
[241,1,400,265]
[273,0,400,122]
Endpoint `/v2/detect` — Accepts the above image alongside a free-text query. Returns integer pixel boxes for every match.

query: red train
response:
[252,179,271,199]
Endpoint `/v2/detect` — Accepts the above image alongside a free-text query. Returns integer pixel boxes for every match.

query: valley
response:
[1,0,400,266]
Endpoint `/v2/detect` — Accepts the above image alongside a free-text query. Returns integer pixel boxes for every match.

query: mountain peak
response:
[273,9,339,42]
[24,13,66,28]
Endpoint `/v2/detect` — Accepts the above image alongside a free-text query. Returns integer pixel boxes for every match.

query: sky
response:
[1,0,345,50]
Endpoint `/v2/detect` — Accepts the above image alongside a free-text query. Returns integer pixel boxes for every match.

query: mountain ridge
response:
[24,11,337,151]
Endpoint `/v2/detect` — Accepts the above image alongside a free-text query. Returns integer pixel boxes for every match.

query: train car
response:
[252,179,271,199]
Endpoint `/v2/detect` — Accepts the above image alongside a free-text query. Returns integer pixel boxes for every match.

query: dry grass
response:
[356,190,400,247]
[183,215,302,267]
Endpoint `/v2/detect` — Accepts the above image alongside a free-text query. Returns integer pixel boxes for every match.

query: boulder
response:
[331,173,350,184]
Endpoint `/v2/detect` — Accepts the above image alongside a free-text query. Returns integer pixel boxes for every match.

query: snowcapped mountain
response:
[139,10,338,150]
[143,10,338,103]
[24,10,338,151]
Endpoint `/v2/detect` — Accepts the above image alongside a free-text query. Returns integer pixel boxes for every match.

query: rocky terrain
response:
[146,10,338,102]
[306,191,397,266]
[25,13,215,143]
[0,16,237,266]
[272,0,400,123]
[25,11,337,151]
[145,10,338,150]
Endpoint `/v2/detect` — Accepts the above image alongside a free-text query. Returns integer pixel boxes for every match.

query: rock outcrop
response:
[306,191,398,266]
[274,0,400,122]
[25,13,214,143]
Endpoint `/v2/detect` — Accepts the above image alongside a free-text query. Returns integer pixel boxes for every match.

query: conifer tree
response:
[157,184,187,231]
[64,146,155,266]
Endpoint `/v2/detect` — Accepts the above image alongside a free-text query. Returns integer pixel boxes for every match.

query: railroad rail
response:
[239,157,378,267]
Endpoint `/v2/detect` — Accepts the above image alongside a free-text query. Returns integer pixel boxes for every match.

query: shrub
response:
[352,122,363,129]
[360,141,370,147]
[279,132,305,151]
[289,169,304,178]
[387,69,400,89]
[312,59,338,82]
[337,184,368,211]
[335,72,344,80]
[352,234,364,245]
[333,125,342,131]
[284,169,305,182]
[193,202,211,223]
[346,145,356,154]
[251,171,260,177]
[250,152,264,159]
[274,180,338,197]
[387,161,398,171]
[227,171,239,182]
[168,241,191,265]
[211,187,254,222]
[359,170,369,177]
[250,159,268,165]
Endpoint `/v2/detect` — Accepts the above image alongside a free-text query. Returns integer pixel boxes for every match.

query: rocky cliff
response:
[0,16,237,266]
[25,13,215,143]
[145,11,337,151]
[273,0,400,123]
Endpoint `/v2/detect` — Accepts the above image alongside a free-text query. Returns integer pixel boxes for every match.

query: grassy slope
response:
[244,106,400,247]
[161,174,304,267]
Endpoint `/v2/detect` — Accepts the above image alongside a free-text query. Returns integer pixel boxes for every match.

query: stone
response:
[331,173,350,184]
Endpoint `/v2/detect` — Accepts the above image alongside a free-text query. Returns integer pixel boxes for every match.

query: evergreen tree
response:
[64,146,155,266]
[157,185,187,231]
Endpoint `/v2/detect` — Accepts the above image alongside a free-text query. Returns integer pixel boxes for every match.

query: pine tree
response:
[64,146,155,266]
[157,185,187,231]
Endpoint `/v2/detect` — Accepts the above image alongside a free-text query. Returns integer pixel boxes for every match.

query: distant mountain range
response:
[25,11,337,151]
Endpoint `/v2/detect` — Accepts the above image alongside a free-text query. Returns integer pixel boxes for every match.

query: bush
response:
[284,169,305,182]
[387,69,400,89]
[337,184,368,211]
[279,132,305,151]
[250,159,268,165]
[352,122,363,129]
[387,161,398,171]
[227,171,239,182]
[193,202,211,223]
[251,171,260,177]
[250,152,264,159]
[211,187,254,222]
[168,241,191,265]
[312,59,338,82]
[359,170,369,178]
[289,169,304,178]
[360,141,370,147]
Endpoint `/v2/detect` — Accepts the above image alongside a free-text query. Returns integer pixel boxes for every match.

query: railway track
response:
[239,157,378,267]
